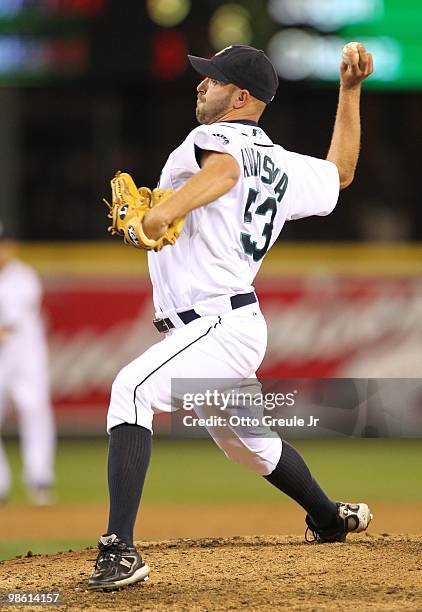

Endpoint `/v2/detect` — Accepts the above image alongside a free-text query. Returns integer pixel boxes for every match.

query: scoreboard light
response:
[265,0,422,89]
[0,34,87,81]
[267,0,383,32]
[267,30,401,83]
[0,0,103,84]
[209,3,252,50]
[147,0,191,27]
[0,0,105,18]
[152,29,187,80]
[59,0,105,17]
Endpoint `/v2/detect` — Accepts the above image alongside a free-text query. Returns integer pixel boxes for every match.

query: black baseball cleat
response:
[88,534,150,591]
[305,502,373,543]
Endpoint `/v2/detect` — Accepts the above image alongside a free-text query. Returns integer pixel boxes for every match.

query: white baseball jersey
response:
[148,120,339,314]
[0,259,48,364]
[108,119,339,476]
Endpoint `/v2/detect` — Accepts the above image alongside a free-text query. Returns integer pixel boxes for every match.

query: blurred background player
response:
[0,220,56,505]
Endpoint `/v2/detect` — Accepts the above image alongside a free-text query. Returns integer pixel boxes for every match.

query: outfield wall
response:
[9,242,422,434]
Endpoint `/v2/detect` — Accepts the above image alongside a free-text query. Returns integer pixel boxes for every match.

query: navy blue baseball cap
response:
[188,45,279,104]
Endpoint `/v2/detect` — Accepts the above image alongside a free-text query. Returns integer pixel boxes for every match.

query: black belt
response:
[153,292,257,333]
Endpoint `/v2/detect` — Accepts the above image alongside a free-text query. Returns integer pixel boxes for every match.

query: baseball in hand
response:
[342,42,360,66]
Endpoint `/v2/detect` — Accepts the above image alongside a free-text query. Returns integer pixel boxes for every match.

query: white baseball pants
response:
[0,349,55,496]
[107,302,283,476]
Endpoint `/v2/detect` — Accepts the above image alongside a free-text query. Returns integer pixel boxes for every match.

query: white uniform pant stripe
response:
[132,322,218,425]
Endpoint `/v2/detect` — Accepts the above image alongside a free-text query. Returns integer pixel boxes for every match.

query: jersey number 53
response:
[240,173,288,262]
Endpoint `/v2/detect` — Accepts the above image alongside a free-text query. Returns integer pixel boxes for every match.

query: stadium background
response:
[0,0,421,565]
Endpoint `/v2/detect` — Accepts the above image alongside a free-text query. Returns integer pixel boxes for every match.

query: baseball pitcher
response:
[90,44,374,590]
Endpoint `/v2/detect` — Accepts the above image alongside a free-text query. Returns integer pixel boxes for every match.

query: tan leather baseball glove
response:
[102,171,184,251]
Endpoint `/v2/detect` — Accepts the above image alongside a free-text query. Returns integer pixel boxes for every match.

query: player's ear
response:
[233,88,250,109]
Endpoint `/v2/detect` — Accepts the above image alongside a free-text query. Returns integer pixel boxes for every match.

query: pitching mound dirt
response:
[1,535,421,611]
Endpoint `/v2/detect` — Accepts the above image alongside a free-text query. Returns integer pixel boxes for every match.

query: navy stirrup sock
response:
[106,423,152,545]
[264,440,337,528]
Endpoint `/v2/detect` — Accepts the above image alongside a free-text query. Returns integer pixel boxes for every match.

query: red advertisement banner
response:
[42,276,422,429]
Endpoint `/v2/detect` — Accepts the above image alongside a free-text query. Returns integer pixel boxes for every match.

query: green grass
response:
[2,437,421,504]
[148,438,422,503]
[1,438,421,561]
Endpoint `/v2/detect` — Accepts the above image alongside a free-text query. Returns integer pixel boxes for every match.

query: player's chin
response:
[195,107,205,124]
[196,113,213,126]
[196,104,212,125]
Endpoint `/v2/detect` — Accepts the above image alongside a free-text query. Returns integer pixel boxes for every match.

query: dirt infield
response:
[1,535,421,611]
[2,502,421,610]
